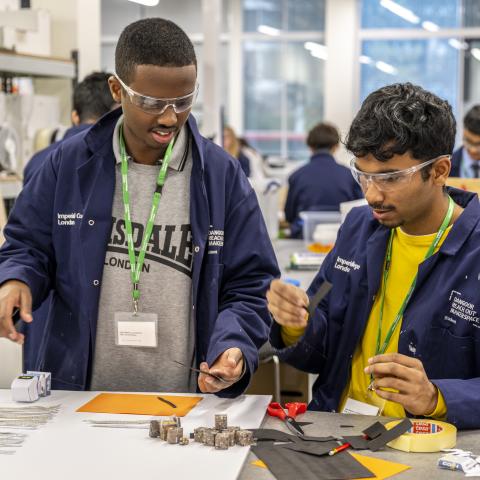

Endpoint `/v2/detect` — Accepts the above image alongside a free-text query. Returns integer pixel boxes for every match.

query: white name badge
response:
[114,312,158,348]
[341,397,380,416]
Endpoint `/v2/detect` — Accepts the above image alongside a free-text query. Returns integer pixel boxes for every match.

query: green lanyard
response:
[119,124,175,313]
[374,195,455,358]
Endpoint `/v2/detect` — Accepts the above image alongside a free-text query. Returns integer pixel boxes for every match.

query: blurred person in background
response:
[223,125,251,178]
[23,71,118,184]
[285,122,363,238]
[450,105,480,178]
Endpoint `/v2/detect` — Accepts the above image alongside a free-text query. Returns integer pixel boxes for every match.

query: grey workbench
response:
[239,410,476,479]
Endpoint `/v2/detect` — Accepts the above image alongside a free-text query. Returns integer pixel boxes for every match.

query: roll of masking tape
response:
[386,419,456,453]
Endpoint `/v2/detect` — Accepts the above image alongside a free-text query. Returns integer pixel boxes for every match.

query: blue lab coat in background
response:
[285,152,363,238]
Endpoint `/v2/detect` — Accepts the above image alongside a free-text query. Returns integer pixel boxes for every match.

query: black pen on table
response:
[157,396,177,408]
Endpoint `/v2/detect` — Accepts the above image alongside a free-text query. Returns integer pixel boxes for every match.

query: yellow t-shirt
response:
[282,225,451,418]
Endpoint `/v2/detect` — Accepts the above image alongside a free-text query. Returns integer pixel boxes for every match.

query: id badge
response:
[341,397,380,416]
[114,312,158,348]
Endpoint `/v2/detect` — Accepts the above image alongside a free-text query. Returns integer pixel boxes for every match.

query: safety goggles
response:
[350,155,451,192]
[115,73,198,116]
[464,138,480,153]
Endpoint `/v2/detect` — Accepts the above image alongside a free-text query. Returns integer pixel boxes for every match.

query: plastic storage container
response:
[299,211,341,254]
[299,211,342,243]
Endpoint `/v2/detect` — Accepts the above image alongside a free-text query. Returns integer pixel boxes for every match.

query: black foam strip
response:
[300,435,339,443]
[367,418,412,452]
[362,421,386,439]
[307,281,333,317]
[342,436,369,450]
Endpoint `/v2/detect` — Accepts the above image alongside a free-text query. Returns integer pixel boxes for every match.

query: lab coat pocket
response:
[426,327,476,379]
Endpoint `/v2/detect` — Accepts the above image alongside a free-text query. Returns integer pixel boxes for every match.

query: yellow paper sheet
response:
[350,453,410,480]
[252,453,410,479]
[76,393,203,416]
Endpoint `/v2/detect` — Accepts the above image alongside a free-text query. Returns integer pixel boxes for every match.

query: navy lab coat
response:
[272,188,480,429]
[0,108,279,395]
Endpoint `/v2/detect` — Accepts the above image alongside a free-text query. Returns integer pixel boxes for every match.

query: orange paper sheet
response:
[350,453,411,480]
[252,453,410,479]
[76,393,203,416]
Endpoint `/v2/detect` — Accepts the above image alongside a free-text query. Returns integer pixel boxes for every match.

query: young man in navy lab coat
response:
[0,18,279,396]
[284,122,363,238]
[267,83,480,429]
[450,105,480,178]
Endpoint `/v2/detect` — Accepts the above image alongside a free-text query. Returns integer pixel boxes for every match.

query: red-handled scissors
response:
[267,402,307,437]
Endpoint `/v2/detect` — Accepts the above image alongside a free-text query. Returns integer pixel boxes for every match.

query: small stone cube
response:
[149,420,160,438]
[215,414,228,430]
[215,432,230,450]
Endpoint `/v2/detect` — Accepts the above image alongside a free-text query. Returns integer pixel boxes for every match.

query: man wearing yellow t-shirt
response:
[267,83,480,429]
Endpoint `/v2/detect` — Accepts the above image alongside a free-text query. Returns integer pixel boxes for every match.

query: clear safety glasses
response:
[350,155,451,192]
[115,73,198,116]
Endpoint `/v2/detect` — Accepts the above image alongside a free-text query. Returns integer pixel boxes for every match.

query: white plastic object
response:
[11,375,39,402]
[312,223,341,245]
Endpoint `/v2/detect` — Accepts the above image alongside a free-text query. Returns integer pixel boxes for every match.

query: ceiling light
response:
[380,0,420,24]
[422,21,440,32]
[257,24,281,36]
[128,0,159,6]
[359,55,373,64]
[375,61,398,75]
[448,38,469,50]
[304,42,328,60]
[471,48,480,61]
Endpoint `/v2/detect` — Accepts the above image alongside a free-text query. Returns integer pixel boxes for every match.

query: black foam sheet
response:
[250,428,299,443]
[281,440,339,457]
[250,428,337,444]
[252,444,375,480]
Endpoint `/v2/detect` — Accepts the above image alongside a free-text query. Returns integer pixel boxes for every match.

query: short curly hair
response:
[345,83,456,166]
[115,18,197,84]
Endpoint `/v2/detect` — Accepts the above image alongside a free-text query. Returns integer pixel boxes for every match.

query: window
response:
[242,0,326,160]
[359,0,480,134]
[361,0,480,29]
[360,39,459,112]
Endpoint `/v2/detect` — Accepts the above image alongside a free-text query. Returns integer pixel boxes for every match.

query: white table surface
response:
[0,390,271,480]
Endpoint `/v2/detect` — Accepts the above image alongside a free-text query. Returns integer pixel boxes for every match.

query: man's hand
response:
[365,353,438,416]
[0,280,33,344]
[198,348,244,393]
[266,279,309,328]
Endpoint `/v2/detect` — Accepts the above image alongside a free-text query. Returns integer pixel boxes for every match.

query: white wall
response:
[31,0,101,123]
[77,0,101,80]
[0,339,22,388]
[324,0,358,165]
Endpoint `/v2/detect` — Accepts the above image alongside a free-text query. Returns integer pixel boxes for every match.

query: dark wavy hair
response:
[464,105,480,135]
[115,18,197,84]
[345,83,456,174]
[73,72,116,123]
